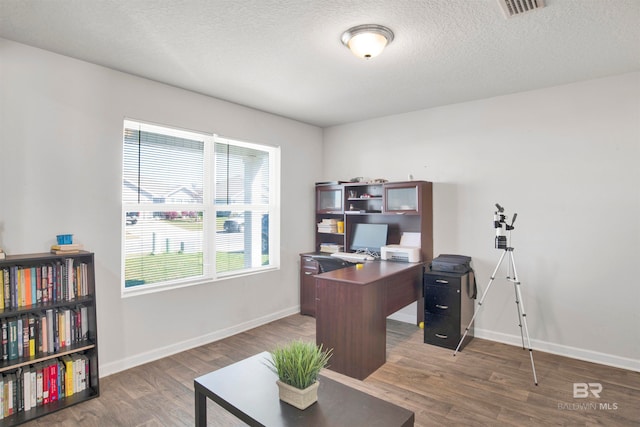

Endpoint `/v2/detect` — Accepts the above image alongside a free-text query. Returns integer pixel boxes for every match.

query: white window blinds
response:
[214,139,272,274]
[122,120,279,294]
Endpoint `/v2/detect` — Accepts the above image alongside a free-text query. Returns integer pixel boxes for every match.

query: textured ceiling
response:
[1,0,639,127]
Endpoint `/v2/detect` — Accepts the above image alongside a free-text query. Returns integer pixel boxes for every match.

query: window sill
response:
[121,265,280,298]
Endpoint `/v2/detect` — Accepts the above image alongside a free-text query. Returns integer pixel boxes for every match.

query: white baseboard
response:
[474,328,640,373]
[99,306,300,377]
[387,311,417,324]
[386,317,640,372]
[100,307,639,377]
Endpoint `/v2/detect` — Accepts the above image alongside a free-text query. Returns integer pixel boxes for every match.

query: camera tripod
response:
[453,244,539,385]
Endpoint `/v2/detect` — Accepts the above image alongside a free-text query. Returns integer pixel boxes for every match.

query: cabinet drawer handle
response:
[304,271,313,275]
[435,304,448,310]
[436,279,449,284]
[435,333,448,339]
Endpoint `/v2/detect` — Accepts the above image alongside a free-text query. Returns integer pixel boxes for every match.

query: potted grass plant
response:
[267,340,332,410]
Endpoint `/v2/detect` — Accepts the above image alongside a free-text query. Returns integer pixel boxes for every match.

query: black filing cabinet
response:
[424,270,474,350]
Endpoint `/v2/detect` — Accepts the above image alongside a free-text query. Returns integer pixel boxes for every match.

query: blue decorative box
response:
[56,234,73,245]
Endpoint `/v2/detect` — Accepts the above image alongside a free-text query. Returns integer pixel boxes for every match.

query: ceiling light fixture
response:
[341,24,394,60]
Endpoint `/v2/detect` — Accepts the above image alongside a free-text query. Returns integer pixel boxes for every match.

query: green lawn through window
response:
[125,251,250,287]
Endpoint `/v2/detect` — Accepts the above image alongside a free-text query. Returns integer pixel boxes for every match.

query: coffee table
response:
[194,351,414,426]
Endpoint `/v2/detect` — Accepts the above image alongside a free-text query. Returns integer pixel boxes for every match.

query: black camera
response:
[494,203,516,249]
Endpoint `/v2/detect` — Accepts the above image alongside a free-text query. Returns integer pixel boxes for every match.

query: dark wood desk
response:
[315,261,423,380]
[194,352,414,427]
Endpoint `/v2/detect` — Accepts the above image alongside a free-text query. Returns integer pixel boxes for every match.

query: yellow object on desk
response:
[356,263,364,269]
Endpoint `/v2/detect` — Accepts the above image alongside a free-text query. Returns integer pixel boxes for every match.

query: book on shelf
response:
[0,354,92,418]
[50,244,83,251]
[16,317,22,359]
[22,367,31,412]
[1,320,7,362]
[7,373,15,416]
[48,363,58,403]
[0,259,90,311]
[0,308,93,361]
[0,375,3,419]
[50,243,83,255]
[35,364,43,407]
[0,271,4,309]
[62,355,74,397]
[42,363,49,405]
[7,320,18,361]
[21,316,29,358]
[46,309,54,354]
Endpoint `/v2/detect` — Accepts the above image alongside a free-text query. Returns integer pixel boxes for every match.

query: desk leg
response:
[195,387,207,427]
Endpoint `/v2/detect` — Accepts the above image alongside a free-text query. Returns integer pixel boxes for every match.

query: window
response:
[122,120,279,295]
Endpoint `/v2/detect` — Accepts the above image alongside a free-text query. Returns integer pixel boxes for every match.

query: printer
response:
[381,232,422,263]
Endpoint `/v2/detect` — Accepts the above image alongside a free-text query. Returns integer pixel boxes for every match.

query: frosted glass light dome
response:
[341,24,394,60]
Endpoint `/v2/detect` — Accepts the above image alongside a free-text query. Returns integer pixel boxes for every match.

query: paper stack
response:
[320,243,343,253]
[317,219,338,233]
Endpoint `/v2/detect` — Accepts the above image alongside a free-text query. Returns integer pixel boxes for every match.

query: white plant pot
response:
[276,380,319,410]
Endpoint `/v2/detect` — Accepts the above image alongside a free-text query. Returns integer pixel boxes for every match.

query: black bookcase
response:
[0,251,99,425]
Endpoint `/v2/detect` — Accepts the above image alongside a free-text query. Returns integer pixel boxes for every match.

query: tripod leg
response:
[509,251,539,385]
[453,250,507,356]
[508,251,526,349]
[512,282,526,349]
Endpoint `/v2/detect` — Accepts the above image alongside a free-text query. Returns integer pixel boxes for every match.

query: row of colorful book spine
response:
[1,306,90,362]
[0,353,90,419]
[0,259,90,310]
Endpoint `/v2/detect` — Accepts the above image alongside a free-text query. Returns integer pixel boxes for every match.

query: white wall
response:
[0,39,322,375]
[323,73,640,371]
[2,38,638,375]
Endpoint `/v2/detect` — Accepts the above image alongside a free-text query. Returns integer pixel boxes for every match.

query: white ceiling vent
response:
[498,0,545,18]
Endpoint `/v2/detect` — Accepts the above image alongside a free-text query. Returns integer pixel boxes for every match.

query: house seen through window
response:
[122,120,279,294]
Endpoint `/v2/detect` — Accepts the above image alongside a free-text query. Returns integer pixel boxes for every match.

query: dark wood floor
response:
[23,314,640,426]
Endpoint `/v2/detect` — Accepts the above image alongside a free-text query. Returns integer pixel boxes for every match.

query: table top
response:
[315,260,423,285]
[194,351,414,427]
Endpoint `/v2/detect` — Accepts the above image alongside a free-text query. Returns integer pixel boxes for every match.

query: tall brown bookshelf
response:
[0,251,99,425]
[315,180,433,262]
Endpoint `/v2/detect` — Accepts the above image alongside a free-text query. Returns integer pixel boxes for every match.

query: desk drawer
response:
[301,256,320,275]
